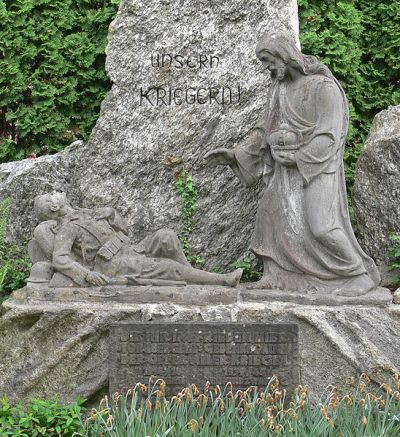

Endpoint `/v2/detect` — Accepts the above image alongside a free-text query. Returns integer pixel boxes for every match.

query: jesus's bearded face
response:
[256,50,287,81]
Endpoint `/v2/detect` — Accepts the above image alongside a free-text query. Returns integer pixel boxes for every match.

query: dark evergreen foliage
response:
[0,0,120,161]
[298,0,400,190]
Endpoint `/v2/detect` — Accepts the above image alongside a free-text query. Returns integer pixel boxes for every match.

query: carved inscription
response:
[138,52,242,106]
[109,323,299,395]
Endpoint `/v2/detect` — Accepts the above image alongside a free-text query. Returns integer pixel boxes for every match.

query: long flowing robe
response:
[233,74,380,288]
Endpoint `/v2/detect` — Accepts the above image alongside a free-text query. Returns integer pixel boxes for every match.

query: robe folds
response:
[234,74,380,286]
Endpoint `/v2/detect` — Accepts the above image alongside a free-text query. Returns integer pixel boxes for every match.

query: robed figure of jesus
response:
[205,32,380,296]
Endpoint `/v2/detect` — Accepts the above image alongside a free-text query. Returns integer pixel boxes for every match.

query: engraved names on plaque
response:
[109,322,299,395]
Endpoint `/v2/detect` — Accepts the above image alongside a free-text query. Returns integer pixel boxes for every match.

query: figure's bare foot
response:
[334,274,375,297]
[223,269,243,287]
[245,277,274,289]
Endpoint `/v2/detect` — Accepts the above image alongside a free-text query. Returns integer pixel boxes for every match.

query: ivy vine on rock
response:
[175,170,204,265]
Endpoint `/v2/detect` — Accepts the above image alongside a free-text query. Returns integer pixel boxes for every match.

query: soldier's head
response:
[34,192,71,222]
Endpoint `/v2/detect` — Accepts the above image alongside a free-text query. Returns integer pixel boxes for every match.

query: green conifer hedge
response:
[299,0,400,190]
[0,0,119,161]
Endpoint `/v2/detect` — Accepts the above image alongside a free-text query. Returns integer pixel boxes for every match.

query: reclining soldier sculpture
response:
[27,192,242,289]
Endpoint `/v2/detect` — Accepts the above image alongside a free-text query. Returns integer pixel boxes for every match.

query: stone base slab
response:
[0,288,399,405]
[242,287,393,307]
[14,285,393,307]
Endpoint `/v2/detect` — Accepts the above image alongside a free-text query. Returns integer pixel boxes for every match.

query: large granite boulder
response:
[0,0,299,268]
[353,105,400,267]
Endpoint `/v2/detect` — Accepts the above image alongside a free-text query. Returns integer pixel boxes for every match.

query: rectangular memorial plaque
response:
[109,322,299,395]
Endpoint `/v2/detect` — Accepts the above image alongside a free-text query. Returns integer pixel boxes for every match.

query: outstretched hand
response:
[204,148,236,168]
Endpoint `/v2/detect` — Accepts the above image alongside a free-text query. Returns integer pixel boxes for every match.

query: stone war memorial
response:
[0,0,399,416]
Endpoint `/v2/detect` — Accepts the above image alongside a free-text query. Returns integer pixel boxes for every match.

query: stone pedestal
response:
[0,286,398,405]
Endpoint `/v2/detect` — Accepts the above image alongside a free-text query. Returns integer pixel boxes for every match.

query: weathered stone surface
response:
[394,288,400,305]
[13,284,393,307]
[0,141,83,243]
[110,322,299,395]
[16,285,240,306]
[242,287,392,307]
[353,105,400,267]
[1,294,399,404]
[0,0,299,269]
